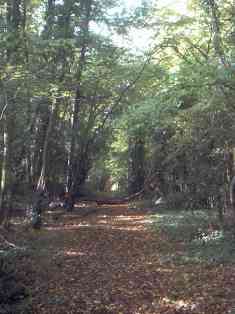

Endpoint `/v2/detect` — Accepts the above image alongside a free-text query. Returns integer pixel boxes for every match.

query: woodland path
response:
[13,202,235,314]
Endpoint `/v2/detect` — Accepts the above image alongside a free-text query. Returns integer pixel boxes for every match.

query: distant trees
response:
[106,0,235,221]
[2,0,235,227]
[0,0,152,226]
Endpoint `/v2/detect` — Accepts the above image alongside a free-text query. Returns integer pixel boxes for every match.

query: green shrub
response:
[151,210,235,264]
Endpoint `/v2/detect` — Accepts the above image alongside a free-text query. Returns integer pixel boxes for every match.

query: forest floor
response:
[4,202,235,314]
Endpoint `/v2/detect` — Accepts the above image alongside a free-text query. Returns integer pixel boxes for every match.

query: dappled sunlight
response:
[10,203,235,314]
[93,213,154,231]
[155,267,173,273]
[5,0,235,311]
[44,210,154,233]
[110,215,148,221]
[63,249,86,257]
[192,230,223,244]
[75,202,98,208]
[45,223,83,231]
[160,296,198,312]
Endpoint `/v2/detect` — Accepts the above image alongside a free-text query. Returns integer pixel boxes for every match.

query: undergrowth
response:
[151,209,235,265]
[0,245,32,313]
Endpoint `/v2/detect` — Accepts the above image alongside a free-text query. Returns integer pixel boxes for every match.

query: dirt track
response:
[12,203,235,314]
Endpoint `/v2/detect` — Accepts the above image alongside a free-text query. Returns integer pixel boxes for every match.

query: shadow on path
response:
[13,203,235,314]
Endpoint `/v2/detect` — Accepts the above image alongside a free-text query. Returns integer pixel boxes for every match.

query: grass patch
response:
[151,209,235,264]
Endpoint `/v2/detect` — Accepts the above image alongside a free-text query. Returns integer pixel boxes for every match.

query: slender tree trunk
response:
[65,0,92,211]
[31,100,56,228]
[207,0,228,67]
[206,1,235,221]
[0,109,8,224]
[229,148,235,220]
[0,0,24,226]
[128,136,145,195]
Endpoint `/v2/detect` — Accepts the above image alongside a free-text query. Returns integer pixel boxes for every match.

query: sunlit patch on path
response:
[13,202,235,314]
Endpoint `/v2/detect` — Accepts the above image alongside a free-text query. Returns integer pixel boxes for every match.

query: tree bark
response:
[207,0,228,67]
[128,136,145,195]
[0,104,8,224]
[31,100,56,228]
[65,0,92,211]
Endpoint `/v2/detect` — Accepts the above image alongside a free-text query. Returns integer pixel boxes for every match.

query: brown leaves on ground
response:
[8,203,235,314]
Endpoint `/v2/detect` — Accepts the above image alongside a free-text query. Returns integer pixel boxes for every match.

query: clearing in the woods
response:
[6,202,235,314]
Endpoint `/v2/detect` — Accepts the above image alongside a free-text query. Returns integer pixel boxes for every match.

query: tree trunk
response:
[229,147,235,221]
[230,176,235,213]
[65,0,92,211]
[31,100,56,229]
[0,110,8,224]
[128,136,145,195]
[207,0,227,67]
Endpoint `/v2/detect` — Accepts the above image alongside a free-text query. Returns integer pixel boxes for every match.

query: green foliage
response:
[1,0,235,221]
[152,210,235,264]
[0,0,152,208]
